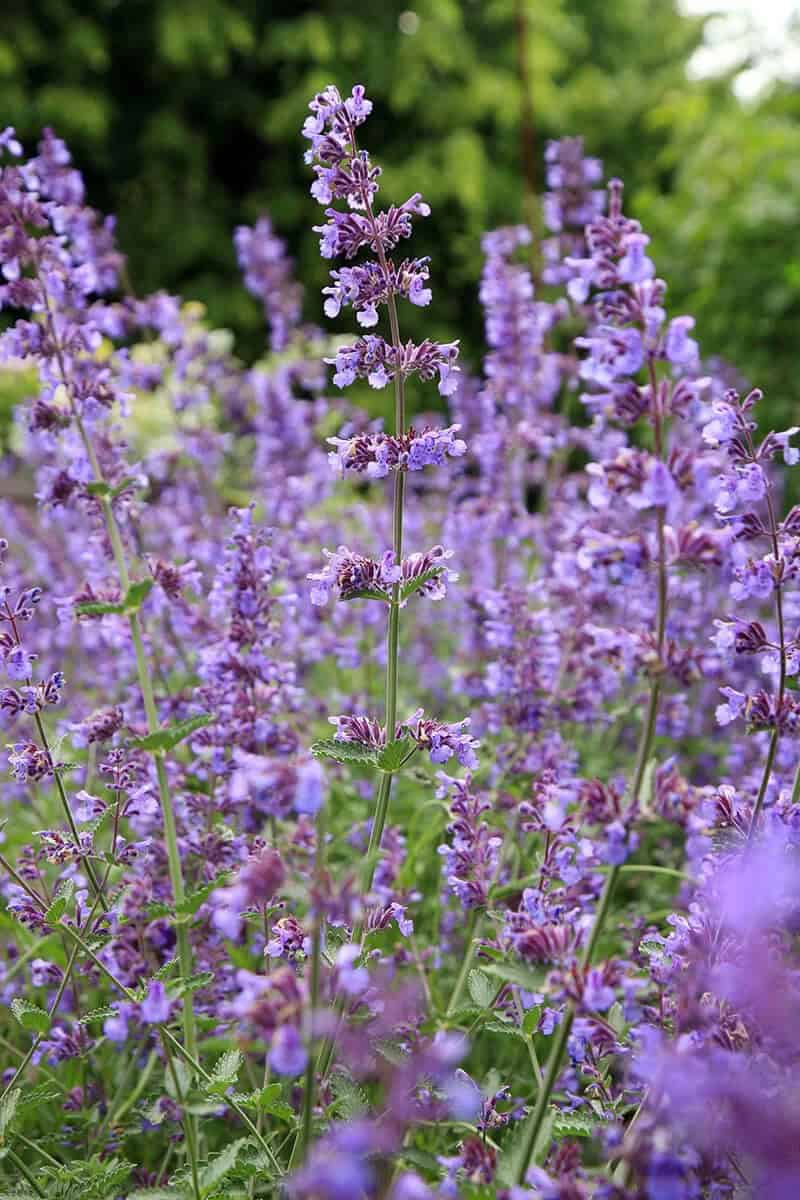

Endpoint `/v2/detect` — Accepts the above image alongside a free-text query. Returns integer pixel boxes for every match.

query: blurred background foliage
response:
[1,0,799,419]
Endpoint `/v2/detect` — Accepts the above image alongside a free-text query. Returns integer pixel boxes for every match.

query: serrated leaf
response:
[341,587,390,603]
[0,1088,19,1138]
[522,1006,542,1036]
[639,937,666,958]
[230,1084,294,1121]
[123,578,155,612]
[78,1005,118,1025]
[467,968,495,1009]
[484,1018,526,1040]
[172,970,214,998]
[198,1137,250,1195]
[154,956,179,980]
[45,878,74,925]
[497,1107,555,1185]
[176,874,230,918]
[376,737,412,772]
[75,599,126,617]
[552,1109,605,1137]
[310,738,379,765]
[132,713,212,753]
[15,1083,61,1112]
[400,565,443,601]
[328,1072,368,1120]
[128,1191,184,1199]
[482,960,547,993]
[164,1058,193,1100]
[10,997,51,1035]
[205,1048,242,1095]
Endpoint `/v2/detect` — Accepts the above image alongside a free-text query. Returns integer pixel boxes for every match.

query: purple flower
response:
[140,980,171,1025]
[5,644,34,681]
[335,944,370,996]
[715,686,747,726]
[234,216,303,351]
[268,1025,308,1076]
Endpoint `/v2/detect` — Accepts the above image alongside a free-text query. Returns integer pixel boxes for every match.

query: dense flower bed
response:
[0,89,797,1199]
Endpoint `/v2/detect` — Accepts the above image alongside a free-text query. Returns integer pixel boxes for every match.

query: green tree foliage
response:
[0,0,797,413]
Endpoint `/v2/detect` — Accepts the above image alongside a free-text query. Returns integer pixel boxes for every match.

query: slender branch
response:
[5,1148,45,1196]
[290,807,326,1168]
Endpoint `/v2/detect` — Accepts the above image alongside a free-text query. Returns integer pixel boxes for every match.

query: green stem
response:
[163,1037,202,1200]
[290,808,326,1168]
[445,912,479,1018]
[32,710,107,910]
[515,367,669,1186]
[5,1148,45,1196]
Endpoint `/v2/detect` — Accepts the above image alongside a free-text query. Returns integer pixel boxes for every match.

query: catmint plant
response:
[1,94,799,1200]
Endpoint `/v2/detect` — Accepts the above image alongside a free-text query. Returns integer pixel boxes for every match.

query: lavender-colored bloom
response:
[268,1024,308,1076]
[335,943,370,996]
[308,544,456,606]
[327,424,466,478]
[140,980,171,1024]
[234,216,303,351]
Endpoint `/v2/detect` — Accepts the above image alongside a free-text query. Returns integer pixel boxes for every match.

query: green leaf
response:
[10,997,51,1035]
[327,1072,368,1121]
[176,875,230,918]
[552,1109,605,1138]
[171,970,214,998]
[75,599,126,617]
[341,587,390,603]
[132,712,213,753]
[497,1106,555,1185]
[483,1018,526,1040]
[522,1006,542,1036]
[198,1137,250,1196]
[128,1191,185,1199]
[310,738,379,765]
[376,737,412,772]
[400,565,443,602]
[164,1058,193,1100]
[78,1005,119,1026]
[154,956,179,980]
[205,1048,243,1095]
[482,960,547,993]
[15,1083,61,1113]
[45,878,74,925]
[0,1088,19,1139]
[75,579,155,619]
[230,1084,295,1121]
[467,968,495,1009]
[85,480,112,497]
[123,578,155,612]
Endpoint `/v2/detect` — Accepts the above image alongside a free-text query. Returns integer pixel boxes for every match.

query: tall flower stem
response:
[444,911,480,1018]
[35,280,199,1066]
[515,364,669,1186]
[290,807,326,1169]
[744,421,787,836]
